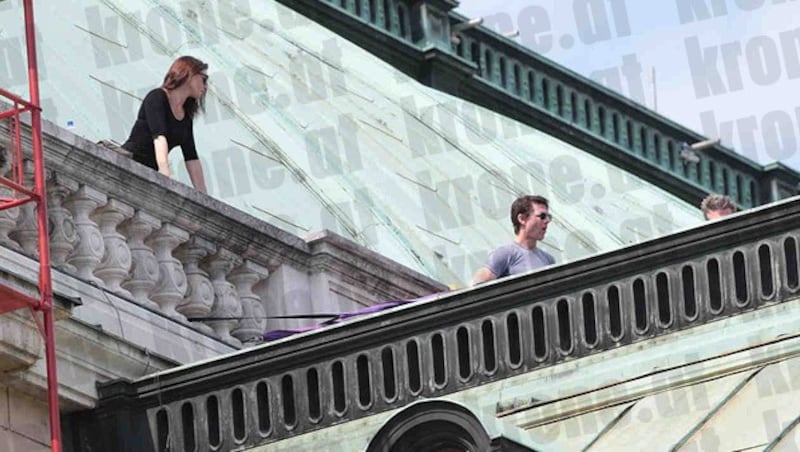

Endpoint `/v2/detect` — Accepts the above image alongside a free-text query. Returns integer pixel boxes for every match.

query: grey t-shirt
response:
[486,243,556,278]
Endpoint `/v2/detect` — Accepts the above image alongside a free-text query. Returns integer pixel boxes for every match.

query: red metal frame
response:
[0,1,62,450]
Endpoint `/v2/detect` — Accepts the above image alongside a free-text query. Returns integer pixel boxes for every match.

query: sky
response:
[456,0,800,171]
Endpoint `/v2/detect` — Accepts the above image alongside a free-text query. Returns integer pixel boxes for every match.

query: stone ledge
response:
[306,229,447,300]
[0,246,237,371]
[0,312,41,374]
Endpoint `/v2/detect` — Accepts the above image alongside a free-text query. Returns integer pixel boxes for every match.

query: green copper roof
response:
[0,0,702,285]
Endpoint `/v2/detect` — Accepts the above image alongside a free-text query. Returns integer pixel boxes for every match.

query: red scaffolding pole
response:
[0,0,62,450]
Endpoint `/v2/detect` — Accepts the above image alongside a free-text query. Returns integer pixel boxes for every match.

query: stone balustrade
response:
[0,114,446,349]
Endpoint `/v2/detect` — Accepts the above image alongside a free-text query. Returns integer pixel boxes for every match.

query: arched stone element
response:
[366,400,491,452]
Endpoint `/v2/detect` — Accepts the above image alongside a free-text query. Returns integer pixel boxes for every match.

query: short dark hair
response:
[511,195,549,233]
[700,194,736,219]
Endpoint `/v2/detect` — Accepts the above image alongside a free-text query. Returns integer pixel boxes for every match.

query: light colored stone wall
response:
[0,384,49,451]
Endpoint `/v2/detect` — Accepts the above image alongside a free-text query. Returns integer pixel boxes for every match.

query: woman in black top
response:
[122,56,209,193]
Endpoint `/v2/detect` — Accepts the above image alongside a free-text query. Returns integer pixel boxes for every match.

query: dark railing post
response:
[408,0,458,51]
[395,0,474,88]
[760,163,800,204]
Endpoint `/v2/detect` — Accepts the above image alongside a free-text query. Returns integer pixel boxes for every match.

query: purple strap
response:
[262,292,446,342]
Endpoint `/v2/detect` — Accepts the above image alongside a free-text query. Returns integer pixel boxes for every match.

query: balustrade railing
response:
[273,0,800,207]
[3,164,273,345]
[322,0,413,42]
[73,196,800,452]
[0,115,444,349]
[449,23,764,206]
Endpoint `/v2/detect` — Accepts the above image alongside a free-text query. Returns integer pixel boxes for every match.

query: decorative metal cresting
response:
[74,196,800,452]
[0,1,62,451]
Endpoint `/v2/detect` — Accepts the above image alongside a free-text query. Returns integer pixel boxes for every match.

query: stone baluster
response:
[147,223,189,319]
[230,261,269,345]
[121,211,161,310]
[9,160,38,256]
[0,161,21,251]
[202,248,243,346]
[65,185,107,284]
[0,142,22,251]
[92,199,134,296]
[175,236,215,334]
[46,174,78,272]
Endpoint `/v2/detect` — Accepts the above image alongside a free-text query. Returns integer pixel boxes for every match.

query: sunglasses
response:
[531,212,553,221]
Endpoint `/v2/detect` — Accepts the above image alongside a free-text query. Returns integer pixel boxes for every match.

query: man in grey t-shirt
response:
[472,195,555,285]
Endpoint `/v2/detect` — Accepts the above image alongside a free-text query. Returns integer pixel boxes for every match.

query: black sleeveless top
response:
[122,89,198,170]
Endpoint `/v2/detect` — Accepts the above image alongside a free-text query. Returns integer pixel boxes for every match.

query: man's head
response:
[701,194,736,220]
[511,195,551,242]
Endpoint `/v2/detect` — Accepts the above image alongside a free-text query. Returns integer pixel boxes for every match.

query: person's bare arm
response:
[471,267,497,287]
[153,136,170,177]
[185,159,208,194]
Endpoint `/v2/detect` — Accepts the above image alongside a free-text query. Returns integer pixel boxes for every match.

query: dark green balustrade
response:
[449,27,782,208]
[323,0,412,40]
[276,0,797,207]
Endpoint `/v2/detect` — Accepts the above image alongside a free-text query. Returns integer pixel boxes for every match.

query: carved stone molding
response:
[2,114,446,353]
[92,199,134,297]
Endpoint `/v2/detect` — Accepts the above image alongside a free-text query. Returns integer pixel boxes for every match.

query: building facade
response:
[0,0,799,450]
